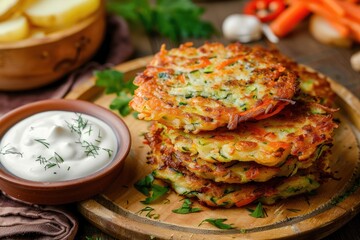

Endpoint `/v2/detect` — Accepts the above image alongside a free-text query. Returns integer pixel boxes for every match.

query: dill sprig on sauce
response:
[81,140,100,158]
[66,113,89,136]
[67,113,113,158]
[34,138,50,149]
[102,148,113,158]
[36,152,64,170]
[0,144,23,157]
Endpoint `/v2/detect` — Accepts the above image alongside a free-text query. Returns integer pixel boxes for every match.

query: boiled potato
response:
[309,14,352,48]
[351,51,360,72]
[0,0,21,21]
[25,0,100,28]
[0,16,29,42]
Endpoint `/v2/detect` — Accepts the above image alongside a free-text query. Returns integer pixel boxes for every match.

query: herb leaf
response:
[247,202,267,218]
[134,173,169,204]
[107,0,216,42]
[95,69,136,117]
[95,70,136,94]
[172,199,202,214]
[134,173,155,196]
[199,218,235,229]
[141,184,169,204]
[137,206,160,219]
[110,92,134,116]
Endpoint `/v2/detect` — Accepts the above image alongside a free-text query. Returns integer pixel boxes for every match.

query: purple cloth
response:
[0,192,78,240]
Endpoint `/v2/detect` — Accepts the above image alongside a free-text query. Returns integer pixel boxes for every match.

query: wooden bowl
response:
[0,3,105,91]
[0,99,131,204]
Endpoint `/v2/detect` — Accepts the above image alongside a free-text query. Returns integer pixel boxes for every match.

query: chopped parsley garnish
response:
[95,69,136,117]
[158,72,170,79]
[134,173,169,204]
[247,202,267,218]
[199,218,235,229]
[172,199,202,214]
[141,184,169,204]
[134,173,155,196]
[203,66,213,73]
[137,206,160,219]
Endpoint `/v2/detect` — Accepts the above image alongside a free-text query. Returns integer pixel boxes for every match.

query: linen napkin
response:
[0,192,77,240]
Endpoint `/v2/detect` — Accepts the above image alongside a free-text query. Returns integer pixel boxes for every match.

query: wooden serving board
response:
[68,56,360,240]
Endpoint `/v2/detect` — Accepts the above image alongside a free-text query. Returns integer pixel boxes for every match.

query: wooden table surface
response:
[75,1,360,239]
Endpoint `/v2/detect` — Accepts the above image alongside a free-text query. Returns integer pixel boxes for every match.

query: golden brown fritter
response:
[152,164,320,208]
[268,48,336,107]
[146,125,332,184]
[146,101,337,167]
[130,42,298,133]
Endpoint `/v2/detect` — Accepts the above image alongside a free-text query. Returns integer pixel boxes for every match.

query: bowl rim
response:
[0,99,131,190]
[0,2,104,50]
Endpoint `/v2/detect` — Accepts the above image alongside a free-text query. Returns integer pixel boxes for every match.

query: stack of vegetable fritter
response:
[130,42,338,208]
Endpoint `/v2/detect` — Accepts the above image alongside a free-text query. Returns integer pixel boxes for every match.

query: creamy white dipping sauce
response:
[0,111,118,182]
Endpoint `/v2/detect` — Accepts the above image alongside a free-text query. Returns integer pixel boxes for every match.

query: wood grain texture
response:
[66,57,360,240]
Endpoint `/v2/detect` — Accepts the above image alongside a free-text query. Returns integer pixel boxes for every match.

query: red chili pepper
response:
[243,0,286,22]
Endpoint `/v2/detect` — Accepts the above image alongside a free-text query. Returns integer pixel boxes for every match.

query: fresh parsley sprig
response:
[134,173,169,204]
[172,198,202,214]
[95,69,136,117]
[247,202,268,218]
[107,0,216,42]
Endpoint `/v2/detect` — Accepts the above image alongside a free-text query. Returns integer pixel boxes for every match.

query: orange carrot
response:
[341,17,360,41]
[245,167,260,180]
[235,195,258,207]
[237,99,273,117]
[269,2,310,37]
[320,0,345,16]
[187,57,211,71]
[306,2,350,37]
[338,0,360,22]
[216,56,243,70]
[267,141,291,150]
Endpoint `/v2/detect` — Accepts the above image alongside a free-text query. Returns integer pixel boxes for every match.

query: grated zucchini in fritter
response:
[153,165,320,208]
[135,42,339,208]
[146,126,332,184]
[130,42,298,133]
[146,101,337,167]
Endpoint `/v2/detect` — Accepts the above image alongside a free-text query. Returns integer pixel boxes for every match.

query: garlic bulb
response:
[222,14,262,43]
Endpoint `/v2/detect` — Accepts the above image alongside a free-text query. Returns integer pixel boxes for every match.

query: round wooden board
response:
[68,57,360,240]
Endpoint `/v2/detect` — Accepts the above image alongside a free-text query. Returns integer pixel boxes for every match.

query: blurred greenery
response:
[107,0,216,42]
